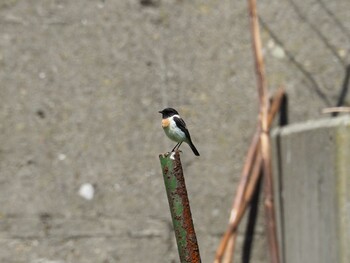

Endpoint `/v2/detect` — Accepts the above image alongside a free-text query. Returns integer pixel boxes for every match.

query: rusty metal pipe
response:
[159,151,201,263]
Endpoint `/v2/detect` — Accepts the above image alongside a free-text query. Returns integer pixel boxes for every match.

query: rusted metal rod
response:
[248,0,280,261]
[214,88,285,263]
[159,151,201,263]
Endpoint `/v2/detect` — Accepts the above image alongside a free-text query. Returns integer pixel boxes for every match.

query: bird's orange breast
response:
[162,118,170,128]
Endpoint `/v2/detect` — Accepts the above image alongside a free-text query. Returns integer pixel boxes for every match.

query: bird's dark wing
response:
[173,116,191,140]
[174,116,200,156]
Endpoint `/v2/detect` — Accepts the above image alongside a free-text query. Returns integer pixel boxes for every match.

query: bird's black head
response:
[158,108,179,118]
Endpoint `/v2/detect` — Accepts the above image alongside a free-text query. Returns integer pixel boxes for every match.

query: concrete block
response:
[272,116,350,263]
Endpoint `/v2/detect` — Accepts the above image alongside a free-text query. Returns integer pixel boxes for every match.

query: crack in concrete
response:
[259,17,332,106]
[287,0,346,67]
[316,0,350,41]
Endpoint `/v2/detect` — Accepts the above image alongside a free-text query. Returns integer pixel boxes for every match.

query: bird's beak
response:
[158,111,162,114]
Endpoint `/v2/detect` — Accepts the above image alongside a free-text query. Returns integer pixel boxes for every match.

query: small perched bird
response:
[159,108,200,156]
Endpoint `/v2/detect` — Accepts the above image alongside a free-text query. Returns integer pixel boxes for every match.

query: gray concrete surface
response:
[272,116,350,263]
[0,0,349,262]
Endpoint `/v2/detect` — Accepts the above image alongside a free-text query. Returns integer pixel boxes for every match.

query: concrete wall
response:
[272,116,350,263]
[0,1,349,262]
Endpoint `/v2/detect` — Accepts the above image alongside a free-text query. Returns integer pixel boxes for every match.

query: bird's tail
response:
[188,140,200,156]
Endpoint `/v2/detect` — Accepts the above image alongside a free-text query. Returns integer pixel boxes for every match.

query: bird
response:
[159,107,200,156]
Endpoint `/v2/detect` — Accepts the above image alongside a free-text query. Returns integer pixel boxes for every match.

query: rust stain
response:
[173,151,201,263]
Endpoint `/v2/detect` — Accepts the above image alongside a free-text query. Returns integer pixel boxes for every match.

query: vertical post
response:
[247,0,280,262]
[159,151,201,263]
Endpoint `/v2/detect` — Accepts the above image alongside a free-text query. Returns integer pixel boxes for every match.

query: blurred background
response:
[0,0,349,262]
